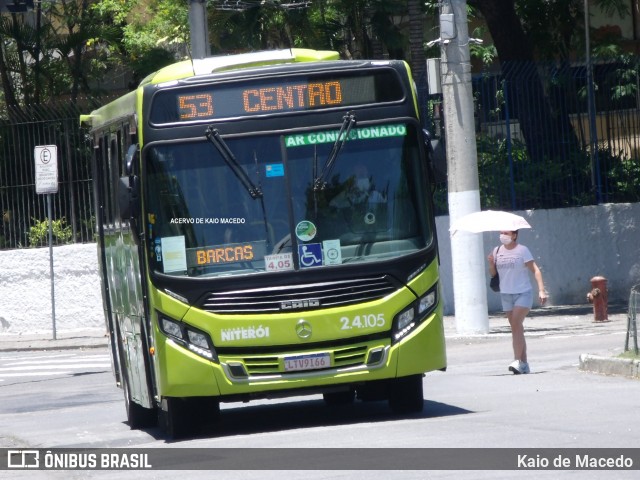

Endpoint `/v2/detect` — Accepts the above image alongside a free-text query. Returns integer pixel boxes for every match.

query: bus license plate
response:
[284,353,330,372]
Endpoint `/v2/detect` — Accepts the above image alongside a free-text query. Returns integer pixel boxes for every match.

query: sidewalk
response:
[444,303,628,340]
[0,305,636,378]
[0,328,108,352]
[445,303,638,379]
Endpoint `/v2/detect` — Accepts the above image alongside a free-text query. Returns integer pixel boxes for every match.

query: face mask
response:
[356,178,370,192]
[499,234,513,245]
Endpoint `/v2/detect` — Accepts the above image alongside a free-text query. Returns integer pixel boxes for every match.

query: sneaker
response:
[508,360,522,374]
[508,360,530,374]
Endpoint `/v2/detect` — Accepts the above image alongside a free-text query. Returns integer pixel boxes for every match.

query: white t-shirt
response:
[494,243,534,294]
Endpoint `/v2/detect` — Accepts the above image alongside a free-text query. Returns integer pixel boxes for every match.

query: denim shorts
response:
[501,291,533,311]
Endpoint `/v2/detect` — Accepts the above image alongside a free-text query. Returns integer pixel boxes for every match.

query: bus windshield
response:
[145,122,431,277]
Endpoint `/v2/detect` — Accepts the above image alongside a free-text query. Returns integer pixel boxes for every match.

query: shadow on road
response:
[148,396,473,443]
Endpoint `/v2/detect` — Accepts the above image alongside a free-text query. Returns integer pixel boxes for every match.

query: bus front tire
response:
[122,373,157,429]
[388,374,424,414]
[161,397,220,439]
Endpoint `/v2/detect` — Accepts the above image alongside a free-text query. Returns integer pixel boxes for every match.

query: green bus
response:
[82,48,446,437]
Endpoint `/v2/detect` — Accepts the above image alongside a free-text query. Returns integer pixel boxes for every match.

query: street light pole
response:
[439,0,489,333]
[189,0,211,59]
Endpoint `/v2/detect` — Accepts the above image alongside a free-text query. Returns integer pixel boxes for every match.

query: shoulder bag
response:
[489,246,501,292]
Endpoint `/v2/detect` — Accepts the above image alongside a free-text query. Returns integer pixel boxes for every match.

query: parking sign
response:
[34,145,58,194]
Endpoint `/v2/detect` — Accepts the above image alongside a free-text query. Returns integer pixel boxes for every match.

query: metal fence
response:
[432,60,640,215]
[2,60,640,248]
[0,100,104,249]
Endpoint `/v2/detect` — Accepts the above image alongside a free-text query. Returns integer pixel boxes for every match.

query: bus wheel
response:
[192,396,221,429]
[323,389,355,406]
[161,397,190,439]
[388,375,424,414]
[122,373,157,429]
[161,397,220,439]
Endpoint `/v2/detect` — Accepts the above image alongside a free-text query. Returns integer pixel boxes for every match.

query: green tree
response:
[92,0,186,84]
[206,0,410,61]
[453,0,628,163]
[0,0,124,111]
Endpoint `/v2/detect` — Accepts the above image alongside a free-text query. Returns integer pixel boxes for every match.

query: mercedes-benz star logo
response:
[295,320,312,339]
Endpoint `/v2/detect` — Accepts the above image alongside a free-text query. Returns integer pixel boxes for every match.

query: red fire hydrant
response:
[586,276,609,322]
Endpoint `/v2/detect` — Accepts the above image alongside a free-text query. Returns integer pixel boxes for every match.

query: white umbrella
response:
[449,210,532,235]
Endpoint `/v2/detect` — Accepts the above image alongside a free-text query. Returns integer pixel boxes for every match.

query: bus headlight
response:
[187,330,209,349]
[392,286,438,344]
[396,307,415,331]
[161,317,182,338]
[418,290,436,315]
[159,315,218,362]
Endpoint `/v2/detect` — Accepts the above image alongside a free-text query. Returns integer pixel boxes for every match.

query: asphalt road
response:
[1,307,638,479]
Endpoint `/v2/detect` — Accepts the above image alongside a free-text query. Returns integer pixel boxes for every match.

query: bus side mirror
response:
[118,176,140,219]
[118,177,132,220]
[125,144,138,175]
[422,129,447,184]
[118,144,140,220]
[118,144,142,243]
[118,175,141,243]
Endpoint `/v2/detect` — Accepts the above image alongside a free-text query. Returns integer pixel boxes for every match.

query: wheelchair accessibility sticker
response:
[298,243,323,268]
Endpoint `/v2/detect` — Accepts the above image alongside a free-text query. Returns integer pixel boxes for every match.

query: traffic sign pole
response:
[34,145,58,340]
[48,193,56,340]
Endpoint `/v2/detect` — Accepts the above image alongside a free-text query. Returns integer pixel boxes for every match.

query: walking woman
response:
[488,230,548,374]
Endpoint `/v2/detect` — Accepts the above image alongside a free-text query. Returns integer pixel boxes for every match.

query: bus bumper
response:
[154,304,445,399]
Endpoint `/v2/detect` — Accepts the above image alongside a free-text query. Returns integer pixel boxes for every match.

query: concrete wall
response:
[0,243,104,335]
[0,203,638,335]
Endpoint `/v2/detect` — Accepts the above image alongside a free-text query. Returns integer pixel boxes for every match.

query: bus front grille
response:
[200,275,397,314]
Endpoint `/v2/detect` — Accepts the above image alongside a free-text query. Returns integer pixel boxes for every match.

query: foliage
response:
[433,125,640,216]
[206,0,409,59]
[0,0,190,109]
[90,0,187,85]
[618,350,640,360]
[599,147,640,203]
[121,1,189,58]
[0,0,637,228]
[0,0,124,106]
[474,134,638,211]
[597,53,639,107]
[469,26,497,65]
[28,217,73,247]
[466,0,629,63]
[0,0,634,108]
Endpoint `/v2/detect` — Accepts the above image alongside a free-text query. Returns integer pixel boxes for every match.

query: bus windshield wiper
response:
[313,112,357,191]
[206,127,263,199]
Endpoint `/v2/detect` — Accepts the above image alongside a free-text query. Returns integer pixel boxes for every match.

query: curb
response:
[0,340,108,353]
[579,353,640,379]
[0,329,109,352]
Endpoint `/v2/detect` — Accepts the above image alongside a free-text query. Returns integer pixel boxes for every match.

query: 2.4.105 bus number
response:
[340,313,385,330]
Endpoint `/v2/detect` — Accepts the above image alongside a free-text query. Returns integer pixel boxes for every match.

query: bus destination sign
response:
[150,70,403,124]
[178,80,343,120]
